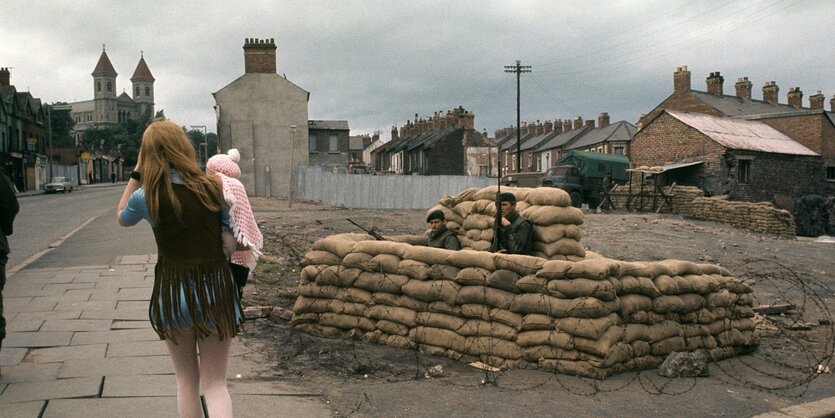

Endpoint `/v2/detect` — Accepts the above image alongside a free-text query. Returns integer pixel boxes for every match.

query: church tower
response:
[130,51,155,119]
[92,45,118,124]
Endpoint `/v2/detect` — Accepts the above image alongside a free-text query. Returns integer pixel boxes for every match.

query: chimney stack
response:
[243,38,277,74]
[584,120,595,129]
[598,112,610,128]
[0,67,9,86]
[562,120,572,132]
[735,77,752,100]
[808,91,824,110]
[553,119,563,133]
[543,120,553,133]
[572,117,584,130]
[673,66,691,94]
[763,81,779,105]
[391,126,398,142]
[706,72,724,96]
[787,87,803,108]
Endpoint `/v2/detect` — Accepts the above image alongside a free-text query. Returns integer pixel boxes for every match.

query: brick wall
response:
[427,129,465,175]
[639,94,722,128]
[726,149,825,206]
[758,114,823,155]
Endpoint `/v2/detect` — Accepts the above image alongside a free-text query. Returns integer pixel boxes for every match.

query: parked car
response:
[43,176,74,193]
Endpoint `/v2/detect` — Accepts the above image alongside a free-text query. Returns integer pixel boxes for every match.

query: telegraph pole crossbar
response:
[504,60,531,173]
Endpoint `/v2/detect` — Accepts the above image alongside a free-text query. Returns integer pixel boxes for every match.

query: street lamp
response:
[190,125,208,167]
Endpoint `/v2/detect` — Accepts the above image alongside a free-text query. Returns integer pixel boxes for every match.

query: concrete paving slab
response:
[3,331,73,348]
[3,297,57,313]
[33,291,94,303]
[111,320,151,329]
[70,328,159,345]
[0,376,101,403]
[53,300,116,312]
[0,363,61,383]
[11,310,81,322]
[233,394,330,418]
[24,343,107,364]
[107,340,168,357]
[102,374,175,397]
[779,396,835,418]
[81,308,147,321]
[43,397,179,418]
[119,255,156,264]
[94,278,154,289]
[58,355,173,378]
[6,318,44,332]
[42,282,95,294]
[41,319,113,332]
[115,301,149,310]
[2,282,48,296]
[0,347,28,366]
[69,288,118,301]
[69,272,108,283]
[115,287,153,300]
[0,400,46,417]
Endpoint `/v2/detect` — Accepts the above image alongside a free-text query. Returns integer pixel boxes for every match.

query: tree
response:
[47,102,76,147]
[154,109,166,120]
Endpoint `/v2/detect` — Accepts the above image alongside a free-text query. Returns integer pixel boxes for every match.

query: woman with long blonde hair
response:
[118,119,242,418]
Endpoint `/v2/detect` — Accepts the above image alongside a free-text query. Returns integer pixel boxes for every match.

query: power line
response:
[504,60,531,174]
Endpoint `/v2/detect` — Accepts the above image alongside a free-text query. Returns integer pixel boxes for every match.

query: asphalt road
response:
[9,184,156,271]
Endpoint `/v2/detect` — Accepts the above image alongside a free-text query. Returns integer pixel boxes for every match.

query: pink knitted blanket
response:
[218,173,263,269]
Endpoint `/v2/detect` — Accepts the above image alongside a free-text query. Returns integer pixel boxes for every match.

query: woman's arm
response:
[117,177,143,226]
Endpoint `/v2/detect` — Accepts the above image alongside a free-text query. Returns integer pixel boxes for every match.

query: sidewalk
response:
[15,180,124,198]
[0,255,331,417]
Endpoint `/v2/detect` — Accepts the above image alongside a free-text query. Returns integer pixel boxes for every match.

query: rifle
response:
[490,149,503,252]
[347,218,387,241]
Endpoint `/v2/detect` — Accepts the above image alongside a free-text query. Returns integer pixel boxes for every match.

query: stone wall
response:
[691,197,796,237]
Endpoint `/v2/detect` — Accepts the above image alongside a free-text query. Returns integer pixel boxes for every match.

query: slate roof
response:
[349,135,365,150]
[520,130,559,152]
[130,55,155,82]
[691,90,802,117]
[500,132,535,151]
[666,110,818,156]
[567,121,636,150]
[534,127,589,152]
[308,120,349,130]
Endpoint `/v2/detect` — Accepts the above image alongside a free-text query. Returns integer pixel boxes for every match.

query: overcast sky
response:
[3,0,832,141]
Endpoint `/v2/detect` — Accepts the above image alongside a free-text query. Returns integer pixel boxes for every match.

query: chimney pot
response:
[735,76,753,100]
[706,71,724,96]
[243,37,278,74]
[787,86,803,108]
[572,117,584,131]
[808,91,824,110]
[598,112,610,128]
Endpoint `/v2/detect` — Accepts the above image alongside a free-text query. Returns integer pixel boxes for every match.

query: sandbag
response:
[301,250,343,267]
[315,265,350,287]
[312,236,357,259]
[375,319,410,336]
[489,309,523,330]
[447,250,497,271]
[342,252,375,270]
[517,275,547,293]
[565,258,620,280]
[572,326,624,358]
[428,301,461,316]
[427,264,461,281]
[294,323,345,339]
[464,336,523,359]
[533,239,586,258]
[509,294,616,318]
[494,254,546,276]
[525,187,571,207]
[657,259,701,276]
[521,314,554,331]
[426,204,463,225]
[555,313,620,340]
[297,283,341,299]
[454,267,491,286]
[399,259,432,280]
[365,304,417,328]
[371,254,403,274]
[411,326,466,351]
[516,330,573,350]
[536,260,573,279]
[463,213,494,231]
[353,272,408,294]
[521,205,584,226]
[458,319,518,341]
[533,224,582,243]
[416,312,466,331]
[319,313,375,332]
[292,296,333,314]
[371,292,428,311]
[547,278,616,301]
[300,265,324,284]
[353,240,410,257]
[619,294,652,316]
[460,303,490,320]
[401,279,460,306]
[652,295,686,314]
[340,287,373,304]
[486,269,521,293]
[456,286,514,309]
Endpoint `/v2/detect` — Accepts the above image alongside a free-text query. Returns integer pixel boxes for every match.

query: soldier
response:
[426,209,460,250]
[494,192,533,254]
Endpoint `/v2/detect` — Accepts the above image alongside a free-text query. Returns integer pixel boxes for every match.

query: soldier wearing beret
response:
[426,209,460,250]
[494,192,533,254]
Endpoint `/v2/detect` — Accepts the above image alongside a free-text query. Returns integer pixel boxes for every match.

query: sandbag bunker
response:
[292,186,758,379]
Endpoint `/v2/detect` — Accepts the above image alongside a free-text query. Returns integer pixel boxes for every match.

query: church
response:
[68,46,155,144]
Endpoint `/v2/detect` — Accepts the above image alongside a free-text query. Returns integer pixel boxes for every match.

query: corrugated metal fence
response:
[293,165,494,209]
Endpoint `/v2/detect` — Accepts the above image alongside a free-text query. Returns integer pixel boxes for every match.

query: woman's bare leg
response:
[197,335,233,418]
[165,331,202,418]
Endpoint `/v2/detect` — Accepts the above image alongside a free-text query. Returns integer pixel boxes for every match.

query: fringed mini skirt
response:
[149,256,243,342]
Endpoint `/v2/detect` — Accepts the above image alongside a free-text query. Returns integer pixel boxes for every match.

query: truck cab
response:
[539,164,584,206]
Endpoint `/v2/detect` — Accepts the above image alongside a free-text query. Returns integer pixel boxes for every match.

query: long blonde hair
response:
[137,119,222,223]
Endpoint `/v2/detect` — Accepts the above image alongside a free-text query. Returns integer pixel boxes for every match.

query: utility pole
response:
[504,60,531,173]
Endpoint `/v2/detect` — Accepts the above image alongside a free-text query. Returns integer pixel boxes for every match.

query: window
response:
[145,86,150,96]
[107,81,112,92]
[97,82,101,92]
[308,134,317,151]
[614,146,624,156]
[329,135,338,152]
[827,166,835,181]
[135,86,140,96]
[738,159,751,183]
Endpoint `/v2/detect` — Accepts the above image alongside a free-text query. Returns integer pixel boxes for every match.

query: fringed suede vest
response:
[149,183,241,342]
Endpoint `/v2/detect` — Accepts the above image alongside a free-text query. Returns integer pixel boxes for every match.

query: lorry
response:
[499,171,544,187]
[538,150,629,207]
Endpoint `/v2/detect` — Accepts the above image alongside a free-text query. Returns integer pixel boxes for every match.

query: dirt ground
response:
[237,197,834,417]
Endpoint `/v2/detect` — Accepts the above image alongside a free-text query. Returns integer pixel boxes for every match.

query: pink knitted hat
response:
[207,149,241,179]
